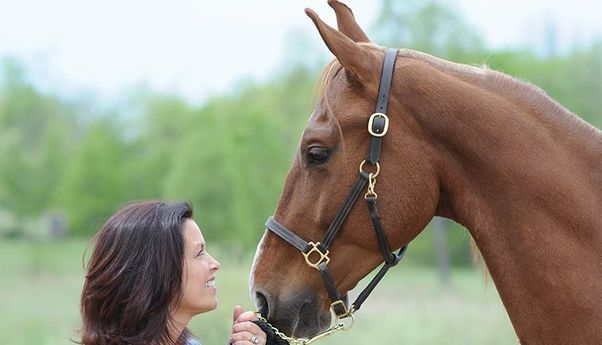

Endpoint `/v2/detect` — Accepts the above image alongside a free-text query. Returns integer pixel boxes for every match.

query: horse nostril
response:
[255,291,269,318]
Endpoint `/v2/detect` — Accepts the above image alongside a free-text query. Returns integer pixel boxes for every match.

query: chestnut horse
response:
[251,1,602,344]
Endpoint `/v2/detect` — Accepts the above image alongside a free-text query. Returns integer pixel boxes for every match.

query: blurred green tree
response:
[54,119,130,236]
[164,67,316,248]
[0,1,598,267]
[0,58,77,231]
[373,0,485,60]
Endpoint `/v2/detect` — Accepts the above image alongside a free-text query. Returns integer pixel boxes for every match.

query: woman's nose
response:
[210,254,221,271]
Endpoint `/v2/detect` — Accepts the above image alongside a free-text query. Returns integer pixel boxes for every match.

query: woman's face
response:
[177,219,221,316]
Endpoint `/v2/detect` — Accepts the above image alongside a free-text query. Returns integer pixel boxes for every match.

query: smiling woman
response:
[79,200,267,345]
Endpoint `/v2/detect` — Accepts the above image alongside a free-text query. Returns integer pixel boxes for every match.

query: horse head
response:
[250,1,441,337]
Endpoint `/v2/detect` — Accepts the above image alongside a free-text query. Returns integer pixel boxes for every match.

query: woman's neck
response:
[166,311,192,344]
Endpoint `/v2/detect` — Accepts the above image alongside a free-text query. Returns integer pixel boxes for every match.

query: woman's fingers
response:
[230,321,266,345]
[229,330,266,345]
[232,320,264,334]
[235,310,258,323]
[231,339,265,345]
[230,309,264,344]
[232,305,244,323]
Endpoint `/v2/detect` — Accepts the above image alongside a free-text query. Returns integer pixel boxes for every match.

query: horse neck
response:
[391,57,602,343]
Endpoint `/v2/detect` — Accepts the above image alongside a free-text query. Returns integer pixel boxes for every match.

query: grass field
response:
[0,239,517,345]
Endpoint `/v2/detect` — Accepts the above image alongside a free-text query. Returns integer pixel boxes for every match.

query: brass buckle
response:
[368,113,389,137]
[331,300,350,318]
[303,242,330,270]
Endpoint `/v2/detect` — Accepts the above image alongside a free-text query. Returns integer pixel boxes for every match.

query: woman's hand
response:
[229,305,267,345]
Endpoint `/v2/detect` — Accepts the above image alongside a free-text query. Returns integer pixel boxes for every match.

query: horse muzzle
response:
[253,288,337,338]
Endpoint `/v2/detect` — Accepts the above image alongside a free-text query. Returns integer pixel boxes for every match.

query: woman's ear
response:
[328,0,370,43]
[305,8,378,86]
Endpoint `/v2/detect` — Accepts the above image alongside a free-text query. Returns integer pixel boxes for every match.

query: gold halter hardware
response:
[358,160,380,178]
[302,242,330,270]
[368,113,389,137]
[359,160,380,199]
[365,173,378,199]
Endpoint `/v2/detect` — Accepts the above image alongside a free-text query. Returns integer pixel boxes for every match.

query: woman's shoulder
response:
[186,338,202,345]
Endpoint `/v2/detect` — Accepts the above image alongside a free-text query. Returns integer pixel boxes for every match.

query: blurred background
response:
[0,0,600,344]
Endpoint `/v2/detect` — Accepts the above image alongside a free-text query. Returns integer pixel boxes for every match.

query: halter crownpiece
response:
[264,48,408,342]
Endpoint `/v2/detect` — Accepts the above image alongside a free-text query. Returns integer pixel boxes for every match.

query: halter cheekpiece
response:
[264,48,408,342]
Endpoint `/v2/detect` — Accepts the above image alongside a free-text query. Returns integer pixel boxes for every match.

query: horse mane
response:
[316,47,600,139]
[396,48,601,139]
[313,48,602,277]
[315,49,601,142]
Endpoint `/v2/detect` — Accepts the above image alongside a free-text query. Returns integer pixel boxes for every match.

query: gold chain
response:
[256,314,309,345]
[256,313,354,345]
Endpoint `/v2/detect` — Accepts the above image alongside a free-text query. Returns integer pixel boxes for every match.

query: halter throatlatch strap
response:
[264,48,407,321]
[352,244,407,312]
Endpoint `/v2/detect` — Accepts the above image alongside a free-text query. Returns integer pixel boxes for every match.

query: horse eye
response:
[307,147,330,164]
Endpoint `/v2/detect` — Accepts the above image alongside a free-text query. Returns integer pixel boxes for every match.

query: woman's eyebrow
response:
[194,243,205,251]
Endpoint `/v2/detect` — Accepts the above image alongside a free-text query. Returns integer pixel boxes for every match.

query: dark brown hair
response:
[80,200,193,345]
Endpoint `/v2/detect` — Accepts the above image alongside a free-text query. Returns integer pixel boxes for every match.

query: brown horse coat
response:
[251,2,602,344]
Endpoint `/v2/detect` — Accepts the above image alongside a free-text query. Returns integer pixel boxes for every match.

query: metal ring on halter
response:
[359,160,380,178]
[337,313,355,331]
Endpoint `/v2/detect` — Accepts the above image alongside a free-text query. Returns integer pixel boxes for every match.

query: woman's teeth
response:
[204,280,216,288]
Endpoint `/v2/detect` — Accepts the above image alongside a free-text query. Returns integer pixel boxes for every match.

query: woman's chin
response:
[199,300,218,314]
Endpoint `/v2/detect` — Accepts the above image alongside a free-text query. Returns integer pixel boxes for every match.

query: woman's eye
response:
[307,147,330,164]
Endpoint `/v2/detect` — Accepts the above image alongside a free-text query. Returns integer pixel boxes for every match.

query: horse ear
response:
[305,8,377,85]
[328,0,370,43]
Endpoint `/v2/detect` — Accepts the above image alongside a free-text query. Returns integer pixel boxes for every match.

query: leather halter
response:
[265,48,408,319]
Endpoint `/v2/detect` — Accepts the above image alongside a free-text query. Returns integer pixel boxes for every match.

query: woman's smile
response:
[204,278,216,289]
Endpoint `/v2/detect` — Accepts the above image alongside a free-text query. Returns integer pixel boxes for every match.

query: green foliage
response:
[478,43,602,128]
[0,58,77,220]
[163,68,315,247]
[373,0,484,59]
[0,1,600,262]
[55,119,131,235]
[372,0,601,128]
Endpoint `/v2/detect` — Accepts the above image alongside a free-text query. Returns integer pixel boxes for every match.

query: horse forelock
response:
[310,59,344,122]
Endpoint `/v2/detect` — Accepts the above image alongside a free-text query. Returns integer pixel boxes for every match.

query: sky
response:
[0,0,600,104]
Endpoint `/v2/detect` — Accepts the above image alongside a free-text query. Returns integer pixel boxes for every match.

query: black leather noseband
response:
[265,48,408,319]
